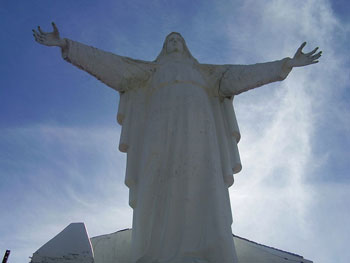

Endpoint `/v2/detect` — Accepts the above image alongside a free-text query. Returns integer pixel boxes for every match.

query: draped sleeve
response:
[199,58,292,182]
[219,58,292,96]
[196,64,242,184]
[61,38,154,92]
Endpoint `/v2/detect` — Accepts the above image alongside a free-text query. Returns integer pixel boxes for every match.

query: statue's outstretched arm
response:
[219,43,321,97]
[33,23,153,92]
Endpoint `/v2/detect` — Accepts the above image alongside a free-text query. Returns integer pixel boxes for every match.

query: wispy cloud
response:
[0,125,132,262]
[201,0,350,262]
[1,1,349,263]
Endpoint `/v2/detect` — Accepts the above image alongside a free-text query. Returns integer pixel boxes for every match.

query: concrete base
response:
[91,229,313,263]
[31,223,313,263]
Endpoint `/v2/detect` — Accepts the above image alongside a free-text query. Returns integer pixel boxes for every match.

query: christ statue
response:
[33,22,321,263]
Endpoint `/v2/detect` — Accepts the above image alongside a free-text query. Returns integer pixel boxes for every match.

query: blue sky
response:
[1,0,349,262]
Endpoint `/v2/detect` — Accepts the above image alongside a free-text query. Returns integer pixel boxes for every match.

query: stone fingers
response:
[33,35,43,44]
[38,26,46,35]
[294,42,306,59]
[310,51,322,60]
[32,29,41,40]
[52,22,59,34]
[297,42,307,54]
[306,47,319,57]
[32,29,46,44]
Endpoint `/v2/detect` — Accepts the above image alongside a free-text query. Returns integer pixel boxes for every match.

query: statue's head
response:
[155,32,198,64]
[165,33,184,54]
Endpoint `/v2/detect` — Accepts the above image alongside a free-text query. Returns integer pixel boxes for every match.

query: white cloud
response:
[2,1,349,262]
[209,0,350,262]
[0,125,132,262]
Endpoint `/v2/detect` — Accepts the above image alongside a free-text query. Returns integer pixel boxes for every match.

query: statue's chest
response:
[152,62,206,87]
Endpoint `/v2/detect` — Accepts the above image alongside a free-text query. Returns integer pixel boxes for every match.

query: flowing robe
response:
[62,39,291,263]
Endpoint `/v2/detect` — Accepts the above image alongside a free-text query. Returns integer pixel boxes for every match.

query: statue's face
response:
[166,34,184,54]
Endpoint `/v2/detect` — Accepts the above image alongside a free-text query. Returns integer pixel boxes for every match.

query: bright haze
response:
[1,1,349,263]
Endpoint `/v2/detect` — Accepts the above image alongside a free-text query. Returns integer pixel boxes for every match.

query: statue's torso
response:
[132,59,235,263]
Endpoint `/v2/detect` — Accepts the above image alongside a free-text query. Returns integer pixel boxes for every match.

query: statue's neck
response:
[158,52,191,65]
[166,52,185,60]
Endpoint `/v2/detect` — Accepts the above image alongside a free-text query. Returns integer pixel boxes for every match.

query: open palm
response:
[32,22,65,48]
[290,42,322,67]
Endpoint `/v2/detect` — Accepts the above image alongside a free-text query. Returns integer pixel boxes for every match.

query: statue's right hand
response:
[32,22,66,48]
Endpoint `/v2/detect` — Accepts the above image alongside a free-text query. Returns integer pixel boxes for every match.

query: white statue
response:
[33,23,321,263]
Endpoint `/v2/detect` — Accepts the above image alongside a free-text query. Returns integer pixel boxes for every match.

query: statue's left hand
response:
[287,42,322,68]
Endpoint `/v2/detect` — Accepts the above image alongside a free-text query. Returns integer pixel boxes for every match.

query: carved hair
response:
[154,32,198,64]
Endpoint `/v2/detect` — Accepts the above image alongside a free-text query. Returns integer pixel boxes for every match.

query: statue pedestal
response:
[31,223,313,263]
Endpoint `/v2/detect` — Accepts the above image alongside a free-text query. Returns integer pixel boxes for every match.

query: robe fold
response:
[62,38,291,263]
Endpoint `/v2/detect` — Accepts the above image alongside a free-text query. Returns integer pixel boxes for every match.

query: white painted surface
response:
[62,33,291,263]
[30,223,94,263]
[33,25,321,263]
[91,229,313,263]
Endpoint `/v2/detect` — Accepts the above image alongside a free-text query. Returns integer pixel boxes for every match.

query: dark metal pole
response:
[2,250,10,263]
